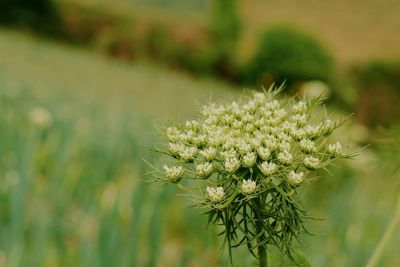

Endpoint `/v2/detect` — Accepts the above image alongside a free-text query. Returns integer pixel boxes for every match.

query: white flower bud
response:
[253,92,265,103]
[180,130,194,143]
[243,152,257,167]
[179,146,197,161]
[236,141,252,154]
[224,156,241,173]
[299,139,317,153]
[241,179,257,194]
[304,156,320,169]
[304,125,320,137]
[206,186,225,203]
[277,151,293,165]
[199,147,217,161]
[163,165,184,182]
[168,142,184,155]
[259,162,278,176]
[257,147,271,160]
[292,101,307,113]
[196,162,213,177]
[277,132,292,142]
[243,101,256,112]
[291,114,307,126]
[291,128,306,140]
[265,100,280,110]
[328,142,342,156]
[278,141,291,151]
[244,123,255,133]
[320,119,334,134]
[288,171,304,185]
[193,134,207,146]
[232,120,243,129]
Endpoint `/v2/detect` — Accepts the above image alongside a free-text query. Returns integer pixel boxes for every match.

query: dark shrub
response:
[247,26,334,89]
[0,0,60,34]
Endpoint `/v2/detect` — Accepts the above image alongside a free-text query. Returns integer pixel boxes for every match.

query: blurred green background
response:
[0,0,399,266]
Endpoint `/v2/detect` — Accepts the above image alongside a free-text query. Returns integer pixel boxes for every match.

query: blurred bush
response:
[208,0,241,78]
[0,0,60,35]
[246,26,335,90]
[352,60,400,127]
[0,0,242,80]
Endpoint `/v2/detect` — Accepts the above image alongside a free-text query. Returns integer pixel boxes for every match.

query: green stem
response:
[255,199,268,267]
[366,195,400,267]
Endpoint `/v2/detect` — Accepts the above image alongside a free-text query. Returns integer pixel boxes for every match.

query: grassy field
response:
[0,28,399,266]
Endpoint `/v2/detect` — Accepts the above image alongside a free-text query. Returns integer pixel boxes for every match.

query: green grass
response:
[0,29,399,266]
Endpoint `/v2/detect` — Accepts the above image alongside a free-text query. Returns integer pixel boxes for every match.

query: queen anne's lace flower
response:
[151,89,350,265]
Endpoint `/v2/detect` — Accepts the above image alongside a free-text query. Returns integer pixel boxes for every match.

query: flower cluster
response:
[160,90,346,191]
[151,88,350,262]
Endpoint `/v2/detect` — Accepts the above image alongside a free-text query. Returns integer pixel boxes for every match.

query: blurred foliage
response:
[208,0,241,78]
[351,61,400,127]
[0,0,60,35]
[246,26,335,90]
[374,126,400,177]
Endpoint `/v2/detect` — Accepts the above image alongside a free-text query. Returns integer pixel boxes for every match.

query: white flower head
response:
[291,114,307,126]
[243,152,257,167]
[168,142,184,155]
[180,146,197,161]
[206,186,225,203]
[224,156,241,173]
[328,142,342,156]
[200,147,217,161]
[277,151,293,165]
[185,120,199,130]
[166,127,180,142]
[241,179,257,194]
[257,147,271,160]
[196,162,213,177]
[320,119,334,134]
[253,92,265,103]
[259,162,278,176]
[288,171,304,185]
[292,101,307,114]
[236,141,252,155]
[193,134,207,146]
[304,156,320,169]
[163,165,184,183]
[299,139,317,153]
